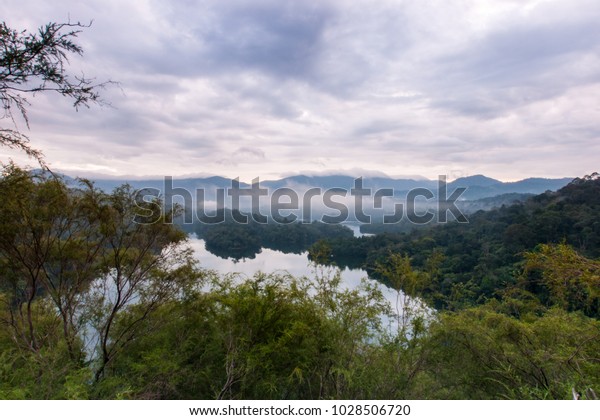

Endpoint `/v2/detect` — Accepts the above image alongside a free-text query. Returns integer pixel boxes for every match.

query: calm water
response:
[187,235,402,310]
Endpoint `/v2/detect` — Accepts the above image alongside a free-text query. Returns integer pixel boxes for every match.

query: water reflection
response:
[188,236,414,321]
[189,236,363,283]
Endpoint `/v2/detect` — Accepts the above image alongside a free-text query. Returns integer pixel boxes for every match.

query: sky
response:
[1,0,599,182]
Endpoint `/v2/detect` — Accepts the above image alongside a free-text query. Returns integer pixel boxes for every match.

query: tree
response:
[521,243,600,317]
[92,269,395,400]
[375,253,430,335]
[0,165,200,392]
[0,20,113,165]
[87,184,200,382]
[0,164,104,358]
[425,304,600,399]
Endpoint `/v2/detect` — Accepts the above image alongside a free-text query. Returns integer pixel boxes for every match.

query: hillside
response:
[312,173,600,313]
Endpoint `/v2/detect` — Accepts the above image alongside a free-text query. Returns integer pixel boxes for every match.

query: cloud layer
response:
[1,0,599,181]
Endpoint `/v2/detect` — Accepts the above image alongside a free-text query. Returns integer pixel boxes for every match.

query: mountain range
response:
[80,173,574,201]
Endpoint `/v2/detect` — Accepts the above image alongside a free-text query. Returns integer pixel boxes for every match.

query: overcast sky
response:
[1,0,599,181]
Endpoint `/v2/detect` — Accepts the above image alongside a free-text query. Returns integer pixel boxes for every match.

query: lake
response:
[187,235,426,329]
[189,235,367,283]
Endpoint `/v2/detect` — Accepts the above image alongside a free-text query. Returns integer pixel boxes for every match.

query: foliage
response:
[0,165,197,392]
[312,175,600,311]
[0,20,113,164]
[0,168,599,400]
[95,271,394,399]
[425,305,600,399]
[521,243,600,317]
[374,253,431,334]
[0,295,91,399]
[195,210,353,260]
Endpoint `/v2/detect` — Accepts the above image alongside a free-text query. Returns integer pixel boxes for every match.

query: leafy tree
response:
[375,253,429,334]
[87,184,200,381]
[521,243,600,317]
[0,165,199,391]
[0,294,91,399]
[0,20,113,164]
[0,164,104,358]
[92,269,395,400]
[425,304,600,399]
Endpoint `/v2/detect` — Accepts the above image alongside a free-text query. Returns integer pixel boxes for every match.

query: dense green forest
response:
[358,192,535,235]
[0,166,599,399]
[192,210,354,260]
[310,174,600,315]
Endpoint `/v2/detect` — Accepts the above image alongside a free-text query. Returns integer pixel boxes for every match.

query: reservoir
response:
[187,235,429,330]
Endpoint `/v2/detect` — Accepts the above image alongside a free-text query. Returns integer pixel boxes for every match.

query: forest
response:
[309,174,600,315]
[0,166,598,399]
[192,209,354,260]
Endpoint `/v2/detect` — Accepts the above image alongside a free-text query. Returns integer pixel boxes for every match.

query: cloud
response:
[197,1,332,78]
[1,0,599,181]
[424,1,600,117]
[234,147,266,160]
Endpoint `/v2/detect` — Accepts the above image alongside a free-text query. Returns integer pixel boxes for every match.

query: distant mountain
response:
[507,177,577,193]
[48,172,574,202]
[262,175,358,190]
[263,174,572,200]
[458,192,535,213]
[447,176,574,199]
[261,175,439,192]
[448,175,503,188]
[85,176,249,197]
